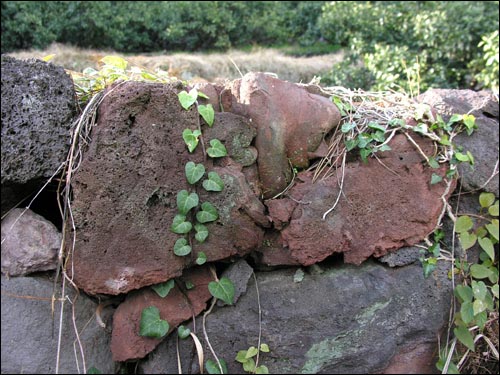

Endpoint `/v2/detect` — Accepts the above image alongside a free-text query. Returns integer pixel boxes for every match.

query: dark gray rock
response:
[1,274,115,374]
[417,89,499,196]
[217,258,254,306]
[1,55,77,215]
[1,208,60,276]
[378,246,423,267]
[140,260,451,374]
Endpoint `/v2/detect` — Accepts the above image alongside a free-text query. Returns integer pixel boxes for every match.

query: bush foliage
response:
[2,1,498,91]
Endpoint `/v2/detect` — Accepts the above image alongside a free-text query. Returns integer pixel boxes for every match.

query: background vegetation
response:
[2,1,498,91]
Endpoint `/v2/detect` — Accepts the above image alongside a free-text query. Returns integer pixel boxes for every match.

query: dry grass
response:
[5,42,344,83]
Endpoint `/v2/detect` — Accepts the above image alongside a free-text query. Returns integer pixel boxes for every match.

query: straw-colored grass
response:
[5,42,344,84]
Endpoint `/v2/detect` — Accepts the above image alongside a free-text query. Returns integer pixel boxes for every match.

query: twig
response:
[322,152,346,220]
[253,272,263,373]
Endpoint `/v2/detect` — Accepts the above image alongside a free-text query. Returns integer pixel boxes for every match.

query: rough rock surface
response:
[378,245,424,267]
[1,274,114,374]
[140,260,450,374]
[1,208,60,276]
[270,134,454,265]
[226,72,341,198]
[417,89,499,196]
[111,266,214,362]
[1,56,76,215]
[69,81,266,295]
[217,259,254,306]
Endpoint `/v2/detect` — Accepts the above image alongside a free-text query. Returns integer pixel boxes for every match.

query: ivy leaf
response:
[87,366,102,374]
[345,138,358,151]
[196,202,219,223]
[195,251,207,265]
[207,139,228,158]
[208,277,235,305]
[206,359,228,374]
[454,152,470,163]
[486,221,499,241]
[198,104,215,127]
[197,90,209,99]
[470,264,493,279]
[183,129,202,153]
[368,121,386,132]
[260,343,270,352]
[462,114,477,135]
[473,299,487,316]
[489,203,499,217]
[371,130,386,143]
[177,190,199,215]
[430,173,443,185]
[171,214,192,234]
[194,223,209,243]
[428,157,440,169]
[460,301,474,324]
[174,238,192,256]
[459,232,477,250]
[236,350,249,363]
[454,285,473,303]
[471,280,487,300]
[341,122,356,133]
[447,114,463,125]
[178,90,197,110]
[255,366,269,374]
[455,216,473,233]
[454,325,475,352]
[359,147,372,163]
[422,258,437,278]
[245,346,259,359]
[101,56,128,70]
[185,161,206,185]
[243,358,256,372]
[177,325,191,339]
[478,236,495,261]
[151,279,175,298]
[479,193,496,208]
[491,284,499,299]
[139,306,169,339]
[203,171,225,192]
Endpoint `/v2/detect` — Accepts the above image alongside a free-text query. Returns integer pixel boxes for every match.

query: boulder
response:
[417,89,499,196]
[1,274,114,374]
[1,208,60,276]
[1,56,77,215]
[226,72,341,198]
[272,134,454,265]
[69,81,265,295]
[139,260,451,374]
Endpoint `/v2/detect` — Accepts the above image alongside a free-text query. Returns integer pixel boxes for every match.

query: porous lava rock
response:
[69,81,265,295]
[268,133,454,265]
[226,72,341,198]
[111,265,214,361]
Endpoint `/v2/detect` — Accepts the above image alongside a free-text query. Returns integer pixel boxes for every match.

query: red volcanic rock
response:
[111,266,214,362]
[227,72,341,198]
[69,81,265,295]
[277,134,455,265]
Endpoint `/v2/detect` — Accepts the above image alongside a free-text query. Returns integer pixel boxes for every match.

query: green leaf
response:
[439,134,451,146]
[422,258,437,278]
[455,285,473,303]
[466,151,474,165]
[412,123,428,134]
[236,350,249,363]
[203,171,225,192]
[448,114,463,125]
[470,264,494,279]
[182,129,202,153]
[359,147,372,163]
[194,223,209,243]
[368,121,385,132]
[293,268,305,283]
[488,203,499,217]
[87,366,102,374]
[471,280,487,300]
[243,358,256,372]
[101,56,128,70]
[341,122,356,133]
[139,306,169,339]
[178,90,197,110]
[455,216,474,233]
[357,134,372,148]
[454,152,470,162]
[486,221,499,241]
[197,90,209,99]
[207,139,228,158]
[206,359,228,374]
[463,114,477,135]
[460,301,474,324]
[428,157,440,169]
[208,277,235,305]
[174,238,192,256]
[185,161,206,185]
[196,251,207,265]
[474,310,488,330]
[345,138,358,151]
[459,232,477,250]
[454,325,475,352]
[371,130,386,143]
[491,284,499,299]
[430,173,443,185]
[196,202,218,223]
[177,190,199,215]
[428,242,441,257]
[177,325,191,339]
[473,299,487,316]
[377,144,391,152]
[151,279,175,298]
[260,343,270,353]
[478,236,495,261]
[185,280,195,290]
[255,366,269,374]
[171,214,193,234]
[245,346,259,359]
[198,104,215,127]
